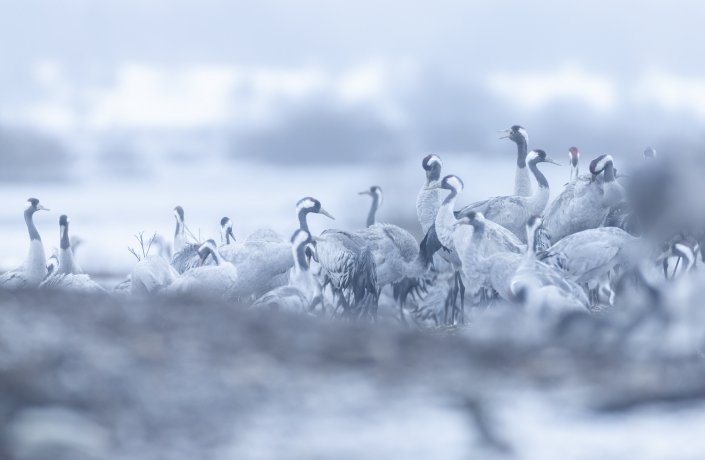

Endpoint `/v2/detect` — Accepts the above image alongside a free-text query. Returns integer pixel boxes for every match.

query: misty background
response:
[1,0,704,276]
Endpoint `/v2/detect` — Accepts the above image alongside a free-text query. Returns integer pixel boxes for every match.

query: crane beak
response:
[358,190,371,196]
[545,157,561,166]
[655,251,670,262]
[499,129,511,140]
[424,183,442,190]
[616,172,630,179]
[319,209,335,220]
[36,204,50,211]
[591,174,597,182]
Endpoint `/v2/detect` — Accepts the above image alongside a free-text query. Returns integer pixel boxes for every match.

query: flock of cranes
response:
[1,126,697,327]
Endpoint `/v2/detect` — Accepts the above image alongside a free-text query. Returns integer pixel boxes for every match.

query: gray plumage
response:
[112,275,132,298]
[0,198,50,291]
[452,149,560,243]
[538,155,624,249]
[39,273,107,294]
[356,223,431,288]
[170,205,204,274]
[132,255,179,295]
[295,197,377,319]
[313,229,378,320]
[245,228,283,243]
[429,175,524,263]
[511,216,590,315]
[40,215,105,293]
[218,217,292,300]
[219,239,292,299]
[171,243,210,275]
[252,230,322,313]
[454,213,524,303]
[456,213,587,311]
[163,240,238,300]
[537,227,639,285]
[45,248,59,280]
[425,175,524,322]
[605,201,641,236]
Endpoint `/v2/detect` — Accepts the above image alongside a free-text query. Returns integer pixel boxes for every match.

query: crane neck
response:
[441,187,458,206]
[298,209,310,233]
[514,141,533,197]
[435,190,459,249]
[427,164,441,184]
[57,222,81,275]
[220,226,233,245]
[366,195,379,228]
[293,241,309,275]
[24,209,41,242]
[525,225,539,257]
[58,247,81,275]
[570,158,579,182]
[60,223,70,249]
[603,160,615,182]
[528,159,550,189]
[516,139,528,168]
[469,219,486,240]
[207,246,224,266]
[173,218,187,257]
[174,218,184,239]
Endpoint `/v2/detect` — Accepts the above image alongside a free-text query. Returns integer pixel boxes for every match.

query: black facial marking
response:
[422,155,433,170]
[589,154,609,174]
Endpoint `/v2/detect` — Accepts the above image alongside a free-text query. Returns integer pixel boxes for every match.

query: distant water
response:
[0,152,576,281]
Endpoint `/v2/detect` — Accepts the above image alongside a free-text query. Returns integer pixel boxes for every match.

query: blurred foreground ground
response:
[0,291,704,459]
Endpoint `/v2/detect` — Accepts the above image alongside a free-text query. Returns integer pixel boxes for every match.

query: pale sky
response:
[1,0,704,164]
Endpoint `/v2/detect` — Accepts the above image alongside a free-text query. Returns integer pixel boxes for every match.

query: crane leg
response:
[671,256,681,279]
[458,275,466,325]
[397,296,408,326]
[451,271,461,325]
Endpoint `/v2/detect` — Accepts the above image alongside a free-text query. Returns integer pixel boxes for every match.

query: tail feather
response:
[536,228,551,252]
[171,243,202,274]
[350,247,378,320]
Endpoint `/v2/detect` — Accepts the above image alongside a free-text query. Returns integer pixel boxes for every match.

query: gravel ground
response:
[0,291,704,459]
